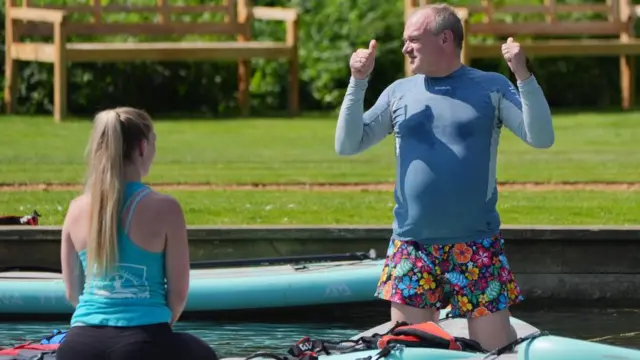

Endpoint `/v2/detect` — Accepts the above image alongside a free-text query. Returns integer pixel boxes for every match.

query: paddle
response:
[0,249,378,274]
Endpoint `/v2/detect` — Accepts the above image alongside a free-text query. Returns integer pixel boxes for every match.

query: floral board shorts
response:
[374,232,524,319]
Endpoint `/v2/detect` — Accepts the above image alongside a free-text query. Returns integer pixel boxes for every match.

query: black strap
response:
[481,331,550,359]
[453,337,487,352]
[353,343,397,360]
[287,337,333,359]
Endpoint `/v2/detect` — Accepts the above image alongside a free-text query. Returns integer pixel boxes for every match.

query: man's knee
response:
[467,309,516,351]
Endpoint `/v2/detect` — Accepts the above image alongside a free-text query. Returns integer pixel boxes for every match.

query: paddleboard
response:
[0,258,385,315]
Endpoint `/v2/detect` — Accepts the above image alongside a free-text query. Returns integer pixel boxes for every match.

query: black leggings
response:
[55,323,219,360]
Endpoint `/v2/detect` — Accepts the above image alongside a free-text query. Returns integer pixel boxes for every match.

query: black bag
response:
[0,210,40,226]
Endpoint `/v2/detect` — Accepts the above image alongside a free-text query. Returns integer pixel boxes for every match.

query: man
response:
[334,3,554,351]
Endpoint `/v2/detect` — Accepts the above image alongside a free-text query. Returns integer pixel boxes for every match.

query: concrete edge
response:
[1,225,640,241]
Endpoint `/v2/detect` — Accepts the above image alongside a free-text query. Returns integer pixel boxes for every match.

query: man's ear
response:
[442,30,452,45]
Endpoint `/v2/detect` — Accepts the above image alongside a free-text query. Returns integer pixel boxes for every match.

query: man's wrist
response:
[514,68,532,82]
[349,76,369,90]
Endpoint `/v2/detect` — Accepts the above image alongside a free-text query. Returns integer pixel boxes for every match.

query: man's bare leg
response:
[391,302,440,324]
[467,308,518,351]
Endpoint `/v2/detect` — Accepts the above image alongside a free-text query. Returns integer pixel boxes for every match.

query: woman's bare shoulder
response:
[145,190,184,216]
[66,193,90,215]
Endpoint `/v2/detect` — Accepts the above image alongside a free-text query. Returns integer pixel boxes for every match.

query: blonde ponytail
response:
[85,110,124,277]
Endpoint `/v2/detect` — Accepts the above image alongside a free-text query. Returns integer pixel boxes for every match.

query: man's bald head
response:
[407,4,464,51]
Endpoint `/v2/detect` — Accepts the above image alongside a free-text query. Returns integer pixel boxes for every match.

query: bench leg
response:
[4,19,19,115]
[288,55,300,117]
[238,59,250,117]
[53,58,68,122]
[620,55,636,110]
[53,23,68,123]
[404,56,411,77]
[3,50,18,115]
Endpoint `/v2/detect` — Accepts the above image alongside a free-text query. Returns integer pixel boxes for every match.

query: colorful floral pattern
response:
[374,233,524,319]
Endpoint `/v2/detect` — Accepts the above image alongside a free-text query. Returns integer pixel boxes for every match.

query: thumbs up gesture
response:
[350,40,377,80]
[501,37,531,81]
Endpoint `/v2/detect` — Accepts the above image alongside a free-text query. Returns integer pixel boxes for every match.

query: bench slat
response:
[65,41,294,62]
[252,6,298,22]
[11,41,294,62]
[64,23,242,36]
[14,1,244,36]
[407,0,615,15]
[469,21,625,36]
[469,39,640,58]
[36,4,231,14]
[68,41,292,50]
[465,3,614,14]
[10,43,55,63]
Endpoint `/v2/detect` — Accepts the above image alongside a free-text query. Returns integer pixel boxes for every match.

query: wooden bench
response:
[4,0,300,122]
[404,0,640,110]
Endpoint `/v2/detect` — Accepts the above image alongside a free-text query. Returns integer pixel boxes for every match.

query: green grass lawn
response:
[2,189,638,226]
[1,111,639,184]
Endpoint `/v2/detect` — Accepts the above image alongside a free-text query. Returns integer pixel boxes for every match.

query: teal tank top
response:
[71,181,172,327]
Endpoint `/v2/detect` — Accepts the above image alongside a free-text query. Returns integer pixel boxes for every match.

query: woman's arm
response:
[163,195,190,325]
[60,201,84,307]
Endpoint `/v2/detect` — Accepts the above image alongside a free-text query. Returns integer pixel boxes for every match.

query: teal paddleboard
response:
[238,340,640,360]
[0,258,385,314]
[271,335,640,360]
[226,309,640,360]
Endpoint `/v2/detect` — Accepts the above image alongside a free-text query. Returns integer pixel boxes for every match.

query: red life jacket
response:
[376,321,486,353]
[280,321,487,360]
[376,321,462,350]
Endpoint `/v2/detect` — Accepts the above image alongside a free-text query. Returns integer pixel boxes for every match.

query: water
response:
[1,304,638,358]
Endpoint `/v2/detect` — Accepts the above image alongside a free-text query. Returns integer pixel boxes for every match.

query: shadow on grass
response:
[0,109,342,123]
[2,105,640,123]
[152,109,340,122]
[548,106,640,116]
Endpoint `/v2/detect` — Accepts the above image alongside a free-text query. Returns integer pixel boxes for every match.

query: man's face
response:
[402,11,447,75]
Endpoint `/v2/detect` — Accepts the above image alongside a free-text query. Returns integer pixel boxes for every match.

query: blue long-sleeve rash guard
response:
[335,65,554,245]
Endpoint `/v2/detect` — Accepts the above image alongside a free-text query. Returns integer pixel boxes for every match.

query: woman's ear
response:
[138,140,147,158]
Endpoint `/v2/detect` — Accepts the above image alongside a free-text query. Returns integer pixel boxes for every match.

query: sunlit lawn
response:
[1,189,638,226]
[1,111,638,184]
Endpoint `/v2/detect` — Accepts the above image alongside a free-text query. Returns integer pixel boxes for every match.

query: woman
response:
[57,107,218,360]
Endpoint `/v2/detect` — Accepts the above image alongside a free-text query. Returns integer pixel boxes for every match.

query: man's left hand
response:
[502,37,531,82]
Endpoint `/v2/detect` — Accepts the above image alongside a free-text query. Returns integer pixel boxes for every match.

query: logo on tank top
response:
[92,263,150,299]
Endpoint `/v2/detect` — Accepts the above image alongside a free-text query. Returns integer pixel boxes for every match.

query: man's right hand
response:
[350,39,377,80]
